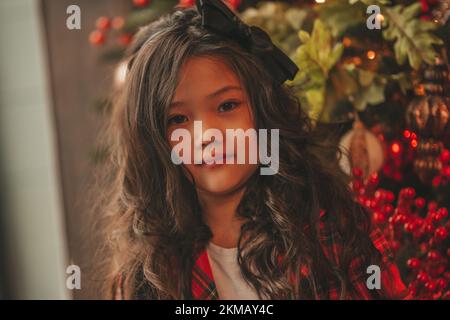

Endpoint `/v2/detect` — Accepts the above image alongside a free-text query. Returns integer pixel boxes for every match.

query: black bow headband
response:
[196,0,299,86]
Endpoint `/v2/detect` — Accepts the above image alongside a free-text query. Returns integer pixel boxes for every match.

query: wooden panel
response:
[40,0,131,299]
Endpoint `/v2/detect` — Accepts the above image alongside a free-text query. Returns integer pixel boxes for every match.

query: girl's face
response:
[167,56,258,196]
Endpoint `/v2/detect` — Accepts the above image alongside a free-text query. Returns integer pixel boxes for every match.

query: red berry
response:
[417,271,429,283]
[352,180,363,192]
[404,222,415,233]
[178,0,195,7]
[407,258,421,269]
[393,214,407,225]
[352,167,363,178]
[382,204,394,216]
[373,211,386,224]
[96,16,110,30]
[118,33,133,46]
[428,201,438,212]
[425,281,437,292]
[444,166,450,179]
[427,250,441,261]
[415,197,426,209]
[368,172,379,186]
[89,30,105,46]
[400,187,415,200]
[226,0,242,10]
[437,208,449,220]
[112,16,125,30]
[432,176,442,187]
[133,0,150,7]
[436,278,448,290]
[435,227,449,241]
[440,149,450,164]
[386,191,395,202]
[424,223,435,234]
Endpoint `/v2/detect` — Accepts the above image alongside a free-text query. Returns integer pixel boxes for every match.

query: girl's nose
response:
[192,117,224,150]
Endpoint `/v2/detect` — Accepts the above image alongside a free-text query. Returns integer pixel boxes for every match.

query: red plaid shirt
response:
[191,214,409,300]
[115,212,409,300]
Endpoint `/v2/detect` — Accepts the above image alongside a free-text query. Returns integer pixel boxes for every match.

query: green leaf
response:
[298,30,310,43]
[289,20,344,121]
[353,82,386,111]
[383,3,443,70]
[316,0,366,37]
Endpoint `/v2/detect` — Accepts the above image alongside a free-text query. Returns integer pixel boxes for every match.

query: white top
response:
[206,242,261,300]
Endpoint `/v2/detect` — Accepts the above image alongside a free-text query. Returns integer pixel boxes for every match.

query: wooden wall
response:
[40,0,130,299]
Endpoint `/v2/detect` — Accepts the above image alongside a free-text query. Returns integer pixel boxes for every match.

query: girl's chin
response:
[197,178,244,195]
[194,166,255,195]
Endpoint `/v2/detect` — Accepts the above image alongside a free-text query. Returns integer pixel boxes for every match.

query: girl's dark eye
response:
[218,101,240,113]
[168,115,188,125]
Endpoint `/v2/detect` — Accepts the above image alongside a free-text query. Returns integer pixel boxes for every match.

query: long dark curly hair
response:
[98,6,384,300]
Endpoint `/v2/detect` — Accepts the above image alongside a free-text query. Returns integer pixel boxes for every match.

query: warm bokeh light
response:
[391,142,401,155]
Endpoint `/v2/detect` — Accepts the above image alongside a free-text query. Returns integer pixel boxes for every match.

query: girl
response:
[101,0,407,299]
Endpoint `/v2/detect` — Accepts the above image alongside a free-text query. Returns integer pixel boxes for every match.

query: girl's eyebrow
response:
[170,85,242,108]
[206,85,242,99]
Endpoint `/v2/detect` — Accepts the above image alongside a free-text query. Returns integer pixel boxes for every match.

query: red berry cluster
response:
[352,168,450,299]
[89,0,152,47]
[89,15,133,47]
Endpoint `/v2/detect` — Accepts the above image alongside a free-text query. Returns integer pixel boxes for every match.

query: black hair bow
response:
[196,0,299,86]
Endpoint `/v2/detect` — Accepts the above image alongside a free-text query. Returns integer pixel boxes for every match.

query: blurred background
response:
[0,0,448,299]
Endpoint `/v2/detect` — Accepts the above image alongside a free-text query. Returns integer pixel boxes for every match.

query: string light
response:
[343,37,352,47]
[367,50,376,60]
[391,142,401,155]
